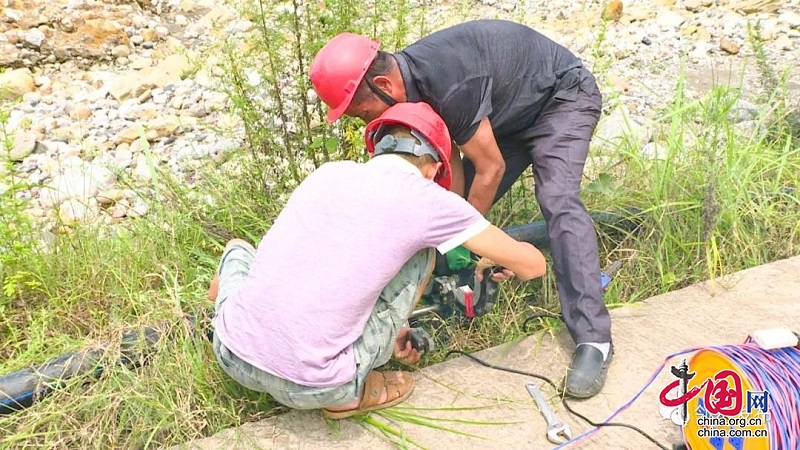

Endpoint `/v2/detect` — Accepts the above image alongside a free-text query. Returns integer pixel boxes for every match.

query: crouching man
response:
[206,102,546,419]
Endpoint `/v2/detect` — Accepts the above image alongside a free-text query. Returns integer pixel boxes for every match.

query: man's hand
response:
[393,327,422,365]
[475,257,516,282]
[463,226,546,282]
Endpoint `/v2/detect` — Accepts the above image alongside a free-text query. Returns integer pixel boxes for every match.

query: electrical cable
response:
[708,338,800,449]
[444,349,672,450]
[521,312,564,331]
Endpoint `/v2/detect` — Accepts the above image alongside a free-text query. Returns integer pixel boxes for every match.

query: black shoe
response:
[563,343,614,399]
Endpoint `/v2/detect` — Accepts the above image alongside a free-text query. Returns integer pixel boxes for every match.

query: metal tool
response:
[526,381,572,444]
[408,328,435,354]
[410,258,623,323]
[409,266,500,321]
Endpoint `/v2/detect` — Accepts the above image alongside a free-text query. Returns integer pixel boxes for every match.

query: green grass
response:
[1,0,799,448]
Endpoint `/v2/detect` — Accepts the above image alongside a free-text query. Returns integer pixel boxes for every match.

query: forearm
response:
[466,166,503,216]
[464,225,547,281]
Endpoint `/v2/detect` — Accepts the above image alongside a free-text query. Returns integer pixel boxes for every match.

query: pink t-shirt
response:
[214,155,489,387]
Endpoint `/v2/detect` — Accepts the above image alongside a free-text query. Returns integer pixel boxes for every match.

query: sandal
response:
[322,371,415,420]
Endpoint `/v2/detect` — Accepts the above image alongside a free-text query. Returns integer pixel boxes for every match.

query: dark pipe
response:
[502,209,643,249]
[0,319,187,416]
[0,348,105,415]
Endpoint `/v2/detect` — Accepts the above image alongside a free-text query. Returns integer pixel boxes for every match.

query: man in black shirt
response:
[310,19,612,399]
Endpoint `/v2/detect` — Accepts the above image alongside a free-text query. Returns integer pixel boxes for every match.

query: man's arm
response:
[461,224,546,281]
[458,117,505,216]
[448,144,466,197]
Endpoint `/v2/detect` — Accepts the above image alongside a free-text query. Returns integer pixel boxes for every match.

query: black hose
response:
[0,318,200,415]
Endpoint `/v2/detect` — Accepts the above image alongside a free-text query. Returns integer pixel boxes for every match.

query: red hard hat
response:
[310,33,380,123]
[364,102,453,190]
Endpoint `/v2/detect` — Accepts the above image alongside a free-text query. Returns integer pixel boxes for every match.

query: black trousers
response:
[462,67,612,344]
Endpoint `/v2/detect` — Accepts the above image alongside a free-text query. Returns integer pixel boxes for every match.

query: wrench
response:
[526,382,572,444]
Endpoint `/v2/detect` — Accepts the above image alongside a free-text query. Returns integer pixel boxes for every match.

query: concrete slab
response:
[173,256,800,450]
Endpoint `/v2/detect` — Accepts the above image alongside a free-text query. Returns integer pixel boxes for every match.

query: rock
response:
[728,99,759,123]
[186,104,208,118]
[113,144,134,169]
[602,0,624,21]
[775,35,794,51]
[67,103,92,120]
[683,0,703,12]
[0,68,35,101]
[607,73,631,92]
[594,106,653,150]
[625,6,655,22]
[22,90,42,105]
[203,91,228,111]
[23,28,46,49]
[133,153,155,181]
[778,11,800,29]
[58,198,98,225]
[107,54,192,102]
[117,125,144,144]
[146,115,182,139]
[0,43,20,67]
[33,75,51,88]
[658,11,687,30]
[227,20,254,34]
[156,54,194,79]
[8,130,38,162]
[198,6,237,29]
[688,41,712,62]
[720,38,740,54]
[136,89,153,103]
[96,188,129,205]
[642,36,652,45]
[129,57,152,70]
[127,198,149,217]
[180,0,196,12]
[183,24,203,40]
[694,27,711,42]
[109,203,127,219]
[735,0,781,15]
[111,45,132,58]
[107,72,150,102]
[142,29,159,43]
[170,97,184,109]
[736,119,770,138]
[39,164,115,208]
[641,142,668,160]
[48,19,131,62]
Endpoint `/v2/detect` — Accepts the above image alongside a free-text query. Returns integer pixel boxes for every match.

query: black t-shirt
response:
[395,19,583,145]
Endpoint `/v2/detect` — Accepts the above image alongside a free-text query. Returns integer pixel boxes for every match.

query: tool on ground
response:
[408,328,435,355]
[526,381,572,444]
